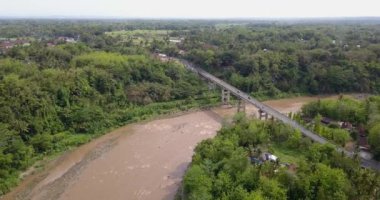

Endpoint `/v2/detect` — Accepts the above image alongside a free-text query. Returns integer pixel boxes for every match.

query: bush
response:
[31,133,53,153]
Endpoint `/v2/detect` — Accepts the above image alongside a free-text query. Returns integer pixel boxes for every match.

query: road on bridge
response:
[179,59,380,170]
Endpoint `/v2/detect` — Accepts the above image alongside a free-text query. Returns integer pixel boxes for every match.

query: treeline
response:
[0,19,232,38]
[180,116,380,200]
[0,43,214,194]
[183,25,380,98]
[302,96,380,159]
[302,97,367,124]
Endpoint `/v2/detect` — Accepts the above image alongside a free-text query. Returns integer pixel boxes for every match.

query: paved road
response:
[179,59,380,170]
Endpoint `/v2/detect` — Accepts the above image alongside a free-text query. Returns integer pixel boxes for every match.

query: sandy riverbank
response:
[2,95,337,200]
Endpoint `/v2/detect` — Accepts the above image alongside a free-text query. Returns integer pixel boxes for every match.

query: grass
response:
[270,144,306,164]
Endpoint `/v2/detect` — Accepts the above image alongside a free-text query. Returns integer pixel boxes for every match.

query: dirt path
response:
[2,95,338,200]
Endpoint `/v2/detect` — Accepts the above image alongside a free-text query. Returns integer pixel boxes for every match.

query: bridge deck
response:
[180,59,380,170]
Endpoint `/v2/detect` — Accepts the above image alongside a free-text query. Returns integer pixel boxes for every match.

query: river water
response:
[3,96,337,200]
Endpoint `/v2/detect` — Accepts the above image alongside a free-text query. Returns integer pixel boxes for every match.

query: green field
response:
[105,29,172,45]
[270,144,306,164]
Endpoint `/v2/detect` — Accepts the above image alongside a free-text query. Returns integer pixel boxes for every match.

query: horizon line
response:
[1,16,380,20]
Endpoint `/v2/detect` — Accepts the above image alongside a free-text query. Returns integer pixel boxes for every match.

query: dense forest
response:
[180,116,380,200]
[1,19,380,196]
[0,32,216,194]
[183,25,380,98]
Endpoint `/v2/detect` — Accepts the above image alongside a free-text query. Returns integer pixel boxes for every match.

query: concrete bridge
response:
[179,59,380,170]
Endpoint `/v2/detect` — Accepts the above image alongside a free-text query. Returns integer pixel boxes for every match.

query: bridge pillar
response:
[221,89,230,105]
[237,99,246,113]
[258,109,268,120]
[208,82,216,90]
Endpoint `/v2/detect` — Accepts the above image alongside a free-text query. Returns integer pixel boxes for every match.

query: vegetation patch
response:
[180,115,380,200]
[301,96,380,159]
[0,48,215,195]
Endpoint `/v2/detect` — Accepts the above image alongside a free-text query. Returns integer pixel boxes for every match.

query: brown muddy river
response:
[3,95,338,200]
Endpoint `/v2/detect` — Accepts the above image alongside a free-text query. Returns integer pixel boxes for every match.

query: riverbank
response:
[2,95,339,200]
[2,111,222,200]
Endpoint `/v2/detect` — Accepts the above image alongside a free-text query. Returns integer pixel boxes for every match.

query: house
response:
[249,151,279,165]
[0,39,31,53]
[0,41,14,49]
[321,117,333,125]
[47,42,56,47]
[57,36,77,43]
[178,50,186,55]
[358,137,370,151]
[303,117,313,123]
[261,153,278,162]
[65,38,76,43]
[268,154,278,161]
[357,126,370,151]
[155,53,169,62]
[341,121,353,130]
[169,38,182,43]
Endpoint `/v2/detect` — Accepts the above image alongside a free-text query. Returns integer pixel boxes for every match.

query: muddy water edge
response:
[2,95,338,200]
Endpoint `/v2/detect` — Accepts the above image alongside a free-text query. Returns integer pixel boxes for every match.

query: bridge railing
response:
[180,59,359,153]
[179,59,380,169]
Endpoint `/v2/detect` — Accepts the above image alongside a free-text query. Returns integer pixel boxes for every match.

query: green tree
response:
[369,124,380,159]
[309,164,350,200]
[287,130,302,148]
[259,177,287,200]
[183,165,213,200]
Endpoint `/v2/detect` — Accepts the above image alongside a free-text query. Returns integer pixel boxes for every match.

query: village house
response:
[57,36,77,43]
[47,42,56,47]
[0,41,14,50]
[178,50,186,55]
[0,39,31,54]
[357,126,370,151]
[321,117,333,125]
[153,53,170,62]
[261,152,278,162]
[340,121,353,130]
[316,116,370,152]
[169,38,182,43]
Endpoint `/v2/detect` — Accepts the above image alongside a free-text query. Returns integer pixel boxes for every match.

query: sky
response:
[0,0,379,19]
